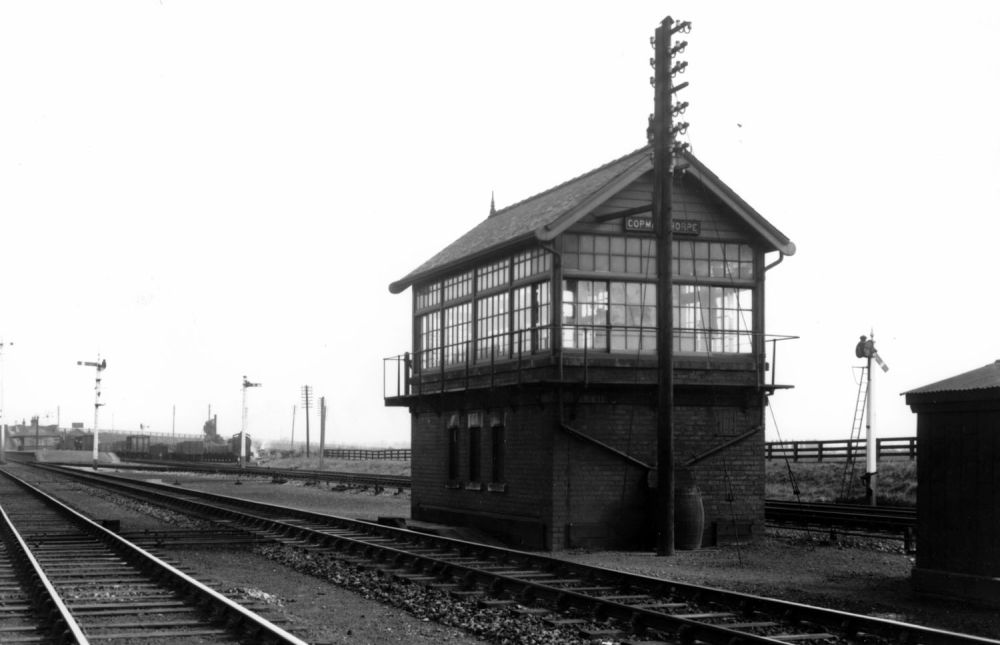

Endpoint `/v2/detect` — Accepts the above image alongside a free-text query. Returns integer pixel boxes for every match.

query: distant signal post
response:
[241,376,261,467]
[855,334,889,506]
[77,357,107,469]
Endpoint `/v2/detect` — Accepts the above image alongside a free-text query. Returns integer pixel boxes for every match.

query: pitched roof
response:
[905,360,1000,396]
[389,145,795,294]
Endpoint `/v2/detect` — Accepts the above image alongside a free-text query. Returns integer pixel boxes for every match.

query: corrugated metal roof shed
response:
[904,360,1000,396]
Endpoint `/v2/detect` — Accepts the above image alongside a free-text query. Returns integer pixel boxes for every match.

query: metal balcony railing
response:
[384,326,797,400]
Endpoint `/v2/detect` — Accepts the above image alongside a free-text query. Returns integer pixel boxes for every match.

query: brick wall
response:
[551,387,763,548]
[409,385,766,550]
[410,390,557,549]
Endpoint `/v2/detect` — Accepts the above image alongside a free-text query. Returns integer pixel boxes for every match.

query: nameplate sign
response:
[624,217,701,236]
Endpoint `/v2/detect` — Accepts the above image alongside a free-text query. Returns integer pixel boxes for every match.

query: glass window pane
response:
[610,281,625,304]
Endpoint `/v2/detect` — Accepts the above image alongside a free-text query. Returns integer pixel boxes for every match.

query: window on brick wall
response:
[467,412,483,484]
[468,425,482,483]
[446,415,459,482]
[490,423,505,483]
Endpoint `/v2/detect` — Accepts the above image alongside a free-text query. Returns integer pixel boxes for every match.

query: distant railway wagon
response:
[228,434,252,460]
[175,440,206,456]
[113,437,241,463]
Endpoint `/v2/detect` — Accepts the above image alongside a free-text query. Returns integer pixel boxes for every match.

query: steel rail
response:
[91,458,413,489]
[36,463,1000,645]
[765,499,916,536]
[0,503,90,644]
[0,466,308,645]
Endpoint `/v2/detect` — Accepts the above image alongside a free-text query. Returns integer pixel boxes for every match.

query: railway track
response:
[765,499,917,551]
[84,458,412,489]
[94,460,918,543]
[31,454,920,545]
[766,498,916,531]
[0,465,307,645]
[28,463,1000,645]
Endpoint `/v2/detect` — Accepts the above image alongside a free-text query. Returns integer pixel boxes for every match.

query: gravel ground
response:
[28,468,1000,642]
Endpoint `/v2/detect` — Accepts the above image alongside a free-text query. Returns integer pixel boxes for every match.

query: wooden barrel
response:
[674,485,705,550]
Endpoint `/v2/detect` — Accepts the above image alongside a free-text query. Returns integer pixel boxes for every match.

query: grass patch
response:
[766,459,916,506]
[259,454,411,477]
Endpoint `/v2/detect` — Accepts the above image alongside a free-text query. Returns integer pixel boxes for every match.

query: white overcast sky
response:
[2,2,998,448]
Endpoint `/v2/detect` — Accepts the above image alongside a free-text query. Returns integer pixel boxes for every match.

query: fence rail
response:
[321,448,411,461]
[765,436,917,462]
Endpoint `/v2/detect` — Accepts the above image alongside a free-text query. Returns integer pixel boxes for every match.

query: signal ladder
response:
[840,365,869,500]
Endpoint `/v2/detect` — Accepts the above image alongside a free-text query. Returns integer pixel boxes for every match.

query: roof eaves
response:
[683,152,796,256]
[535,151,653,242]
[388,233,536,294]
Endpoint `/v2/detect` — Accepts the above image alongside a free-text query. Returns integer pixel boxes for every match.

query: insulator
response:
[649,76,655,87]
[671,101,689,116]
[670,41,688,57]
[671,20,692,35]
[671,122,689,136]
[649,57,655,69]
[671,61,688,77]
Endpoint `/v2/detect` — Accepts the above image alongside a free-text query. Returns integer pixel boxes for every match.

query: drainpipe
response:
[764,251,784,273]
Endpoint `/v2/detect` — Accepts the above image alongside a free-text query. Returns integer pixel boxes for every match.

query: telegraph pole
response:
[77,357,107,469]
[319,397,326,469]
[0,339,11,465]
[240,376,261,467]
[301,385,313,458]
[652,15,690,556]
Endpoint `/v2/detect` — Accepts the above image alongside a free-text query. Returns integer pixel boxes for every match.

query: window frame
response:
[412,247,554,372]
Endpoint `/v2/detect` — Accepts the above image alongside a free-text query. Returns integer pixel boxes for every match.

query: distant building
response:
[385,146,795,550]
[6,422,64,450]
